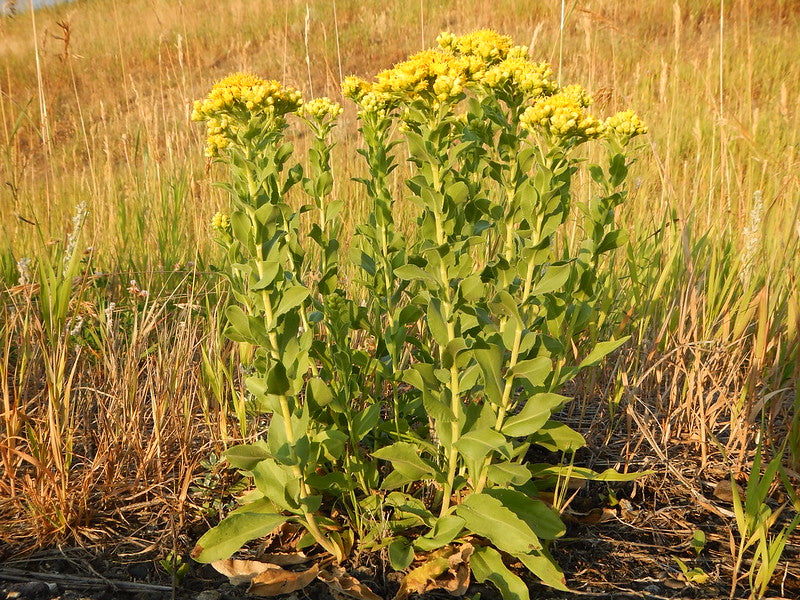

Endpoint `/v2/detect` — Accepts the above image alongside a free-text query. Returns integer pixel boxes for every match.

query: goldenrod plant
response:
[190,30,646,598]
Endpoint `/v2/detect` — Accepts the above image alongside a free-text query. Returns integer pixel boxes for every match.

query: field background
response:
[0,0,798,592]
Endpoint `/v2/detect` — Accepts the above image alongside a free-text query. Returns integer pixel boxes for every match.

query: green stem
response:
[474,323,523,494]
[244,169,332,556]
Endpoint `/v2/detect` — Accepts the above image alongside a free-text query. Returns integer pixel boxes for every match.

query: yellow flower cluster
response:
[339,30,647,143]
[604,109,648,143]
[436,30,516,64]
[373,49,468,103]
[342,76,398,120]
[211,211,230,232]
[521,85,604,140]
[341,75,371,103]
[192,72,303,155]
[476,57,556,99]
[303,97,343,122]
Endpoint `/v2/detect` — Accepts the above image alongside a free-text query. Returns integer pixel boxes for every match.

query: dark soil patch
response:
[3,469,798,600]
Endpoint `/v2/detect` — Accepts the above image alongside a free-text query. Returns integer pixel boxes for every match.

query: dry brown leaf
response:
[249,563,319,597]
[393,543,474,600]
[258,551,311,566]
[318,565,383,600]
[563,507,616,525]
[211,559,279,585]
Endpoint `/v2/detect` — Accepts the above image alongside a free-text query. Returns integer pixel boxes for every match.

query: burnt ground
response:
[2,462,798,600]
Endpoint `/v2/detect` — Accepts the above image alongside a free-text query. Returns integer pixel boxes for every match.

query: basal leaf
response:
[528,464,652,481]
[388,537,415,570]
[514,547,568,591]
[470,546,530,600]
[191,512,286,564]
[414,515,466,551]
[456,493,541,554]
[484,488,565,540]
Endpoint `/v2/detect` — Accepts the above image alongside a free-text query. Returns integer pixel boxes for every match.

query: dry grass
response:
[0,0,798,572]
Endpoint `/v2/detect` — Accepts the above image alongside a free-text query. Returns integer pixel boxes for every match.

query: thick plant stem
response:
[430,167,463,516]
[474,323,524,494]
[244,161,337,558]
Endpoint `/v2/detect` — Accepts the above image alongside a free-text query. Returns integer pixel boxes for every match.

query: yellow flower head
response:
[192,72,303,155]
[303,97,344,123]
[475,58,556,100]
[521,85,604,140]
[604,109,647,144]
[342,76,372,103]
[373,49,468,104]
[437,30,516,65]
[211,211,231,232]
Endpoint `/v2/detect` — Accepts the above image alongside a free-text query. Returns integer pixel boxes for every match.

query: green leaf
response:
[454,428,507,464]
[446,180,469,204]
[502,393,568,437]
[528,464,652,482]
[403,364,439,391]
[352,403,381,441]
[486,462,532,486]
[388,537,415,570]
[422,387,456,423]
[266,362,291,395]
[381,470,417,490]
[456,493,541,554]
[275,286,309,318]
[252,458,300,511]
[509,357,552,386]
[385,492,435,526]
[414,515,466,551]
[225,305,252,341]
[596,229,628,254]
[484,488,565,540]
[529,420,585,452]
[192,512,286,563]
[230,210,252,245]
[514,548,568,591]
[372,442,436,480]
[315,170,334,197]
[306,377,334,408]
[531,262,571,296]
[395,263,437,286]
[578,336,629,369]
[608,153,628,186]
[426,299,450,347]
[474,343,504,405]
[224,442,270,471]
[459,274,485,302]
[470,546,530,600]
